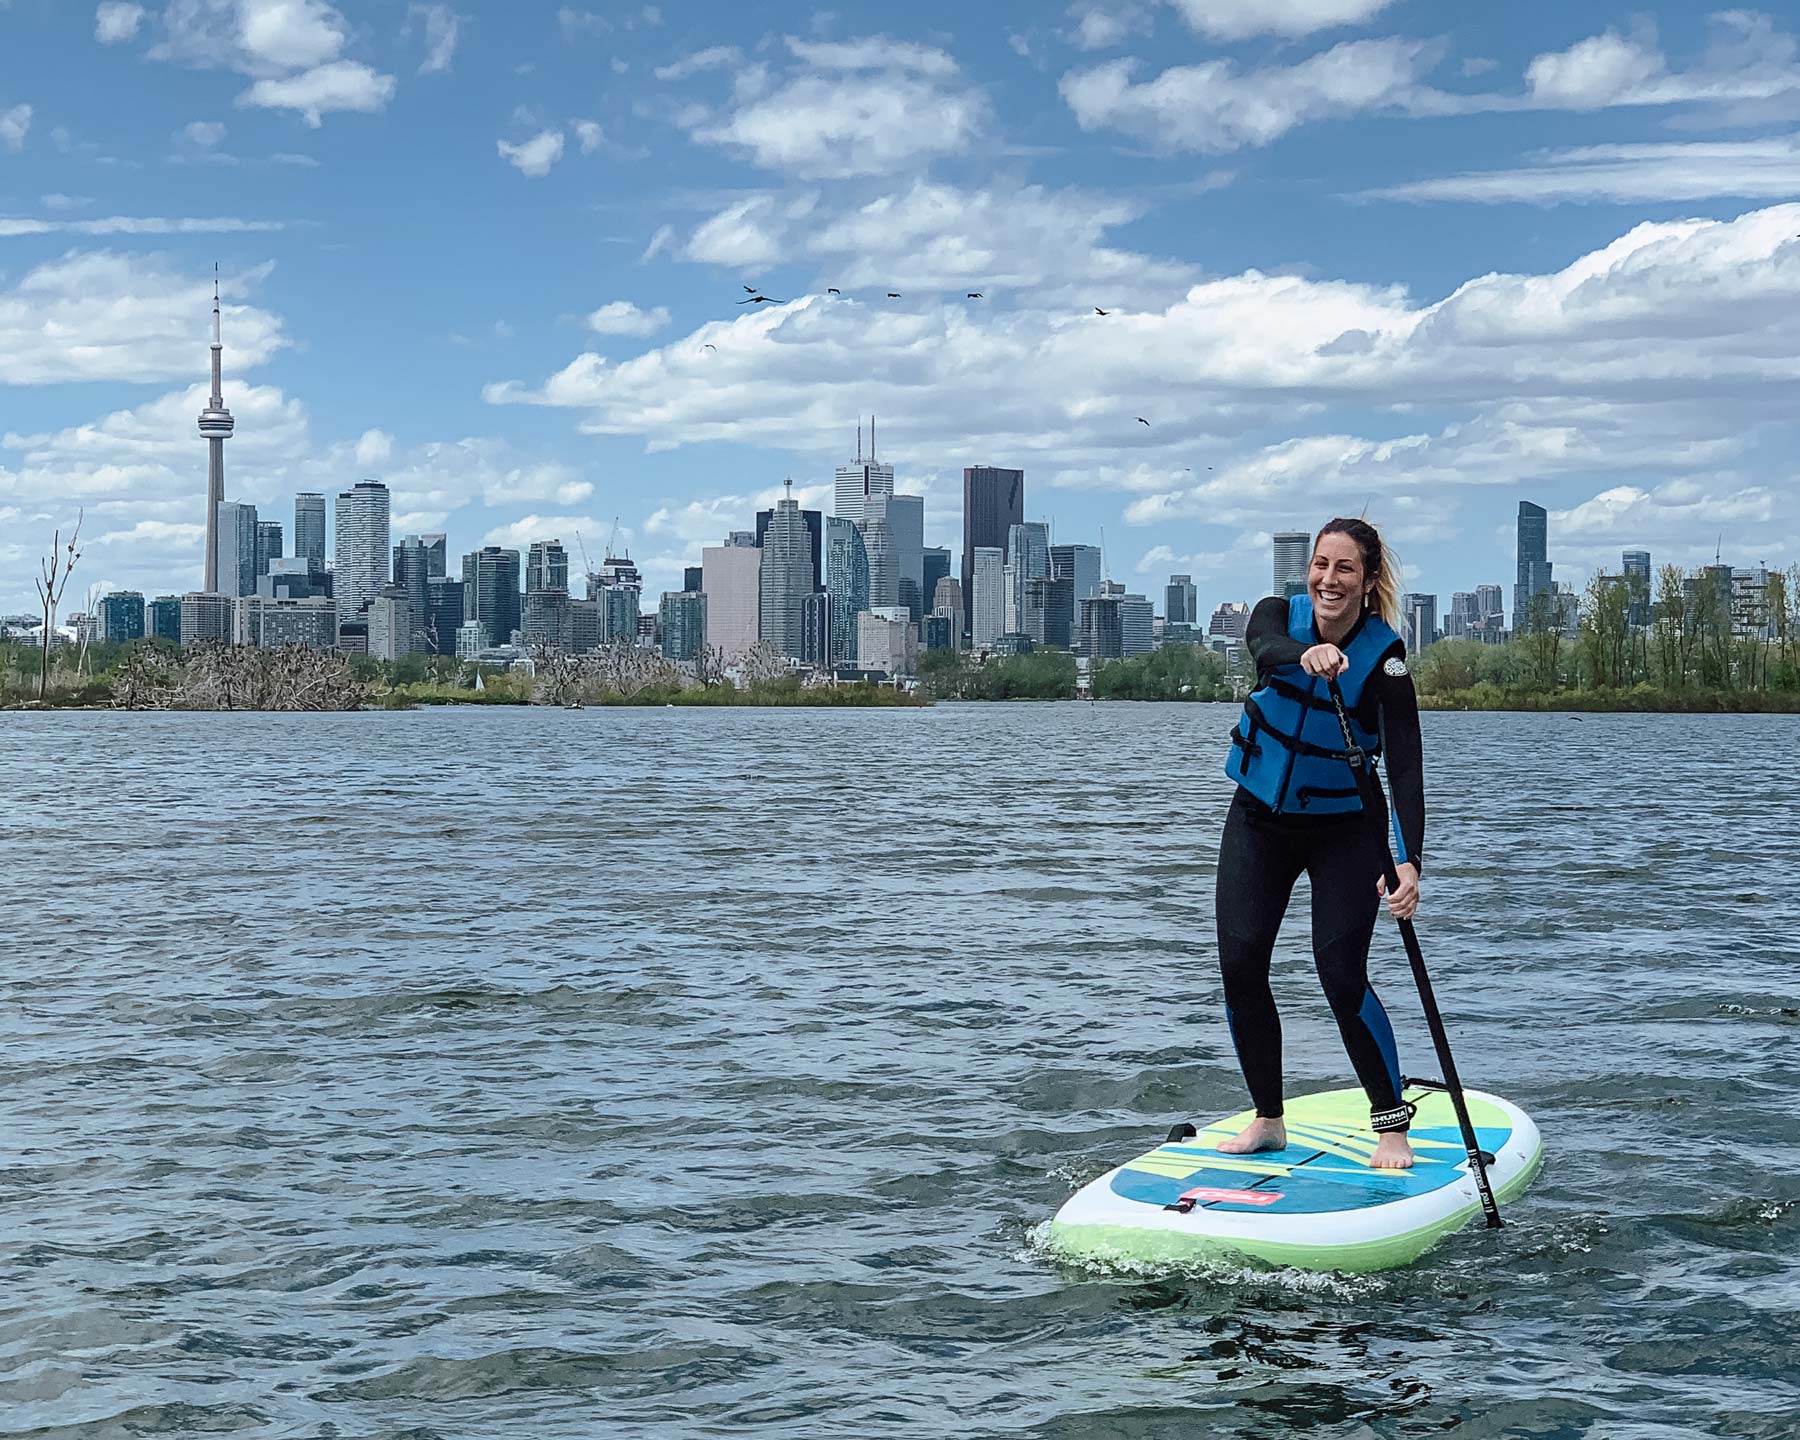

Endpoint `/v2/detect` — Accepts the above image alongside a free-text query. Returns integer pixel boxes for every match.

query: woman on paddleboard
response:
[1214,517,1424,1170]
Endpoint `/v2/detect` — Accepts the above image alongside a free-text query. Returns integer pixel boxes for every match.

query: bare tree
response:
[32,510,83,704]
[739,639,788,687]
[692,644,727,689]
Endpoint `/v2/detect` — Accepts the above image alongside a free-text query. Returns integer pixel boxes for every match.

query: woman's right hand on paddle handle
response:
[1301,644,1348,678]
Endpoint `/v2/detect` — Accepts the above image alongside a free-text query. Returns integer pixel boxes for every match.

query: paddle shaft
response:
[1325,676,1503,1229]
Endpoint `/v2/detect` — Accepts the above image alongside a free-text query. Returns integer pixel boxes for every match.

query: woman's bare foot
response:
[1215,1117,1287,1154]
[1371,1132,1415,1169]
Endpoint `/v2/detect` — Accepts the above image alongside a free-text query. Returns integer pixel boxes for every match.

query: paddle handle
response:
[1326,677,1503,1230]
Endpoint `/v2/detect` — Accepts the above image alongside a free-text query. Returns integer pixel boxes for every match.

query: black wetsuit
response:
[1215,596,1426,1131]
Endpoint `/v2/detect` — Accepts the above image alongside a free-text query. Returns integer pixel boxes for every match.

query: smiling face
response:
[1309,532,1373,633]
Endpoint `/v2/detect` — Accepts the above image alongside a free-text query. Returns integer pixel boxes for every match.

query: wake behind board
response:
[1048,1084,1542,1273]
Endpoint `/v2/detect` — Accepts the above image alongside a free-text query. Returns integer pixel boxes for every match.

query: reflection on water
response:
[1,705,1795,1438]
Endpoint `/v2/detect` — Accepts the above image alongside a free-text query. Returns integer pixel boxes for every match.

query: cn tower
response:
[198,268,235,592]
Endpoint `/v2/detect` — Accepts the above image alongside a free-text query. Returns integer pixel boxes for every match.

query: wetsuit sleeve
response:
[1375,658,1425,872]
[1247,596,1306,679]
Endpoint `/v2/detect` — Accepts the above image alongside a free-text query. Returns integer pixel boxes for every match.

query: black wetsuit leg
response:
[1214,792,1305,1119]
[1215,791,1406,1125]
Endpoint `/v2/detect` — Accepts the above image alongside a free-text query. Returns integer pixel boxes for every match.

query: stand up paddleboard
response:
[1048,1083,1542,1273]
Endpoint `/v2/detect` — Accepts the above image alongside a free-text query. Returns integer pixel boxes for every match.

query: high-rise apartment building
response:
[98,591,146,643]
[1077,594,1123,659]
[963,466,1023,642]
[1024,576,1073,649]
[1447,592,1476,640]
[366,585,414,661]
[758,482,819,659]
[1623,549,1651,627]
[335,480,392,622]
[178,591,233,647]
[214,500,259,598]
[1121,594,1154,656]
[255,520,283,580]
[826,516,869,668]
[1209,601,1251,639]
[461,546,522,648]
[393,535,440,653]
[971,545,1005,649]
[1514,501,1552,630]
[1401,593,1438,654]
[149,596,183,644]
[702,540,762,658]
[660,591,707,660]
[425,575,464,655]
[294,493,327,571]
[526,539,571,596]
[1273,531,1310,599]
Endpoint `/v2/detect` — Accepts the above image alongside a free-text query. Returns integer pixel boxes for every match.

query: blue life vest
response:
[1224,596,1402,821]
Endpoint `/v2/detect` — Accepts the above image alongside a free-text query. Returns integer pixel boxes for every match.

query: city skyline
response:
[7,3,1800,619]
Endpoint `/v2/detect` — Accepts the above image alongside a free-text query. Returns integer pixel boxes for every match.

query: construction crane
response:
[606,516,622,561]
[575,530,598,596]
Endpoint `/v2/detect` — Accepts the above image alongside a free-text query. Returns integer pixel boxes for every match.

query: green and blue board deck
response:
[1048,1085,1542,1272]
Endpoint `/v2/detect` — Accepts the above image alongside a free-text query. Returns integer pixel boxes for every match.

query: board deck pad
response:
[1048,1085,1543,1273]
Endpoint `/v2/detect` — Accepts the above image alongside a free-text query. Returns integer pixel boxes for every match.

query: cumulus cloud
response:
[0,103,30,153]
[1061,39,1437,153]
[1066,4,1150,51]
[1165,0,1397,40]
[498,128,565,176]
[238,60,396,125]
[685,34,986,178]
[1521,12,1800,114]
[0,253,285,386]
[587,301,670,336]
[571,118,603,152]
[181,119,226,147]
[95,2,144,43]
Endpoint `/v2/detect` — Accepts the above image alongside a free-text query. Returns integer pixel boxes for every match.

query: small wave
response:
[1018,1219,1389,1299]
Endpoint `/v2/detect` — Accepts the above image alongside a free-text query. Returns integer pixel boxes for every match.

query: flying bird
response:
[737,294,783,305]
[702,343,717,351]
[967,292,983,299]
[827,287,841,295]
[1094,307,1110,316]
[742,284,757,293]
[1136,417,1150,426]
[886,292,902,298]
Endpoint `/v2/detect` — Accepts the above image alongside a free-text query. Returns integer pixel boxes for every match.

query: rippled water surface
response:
[3,704,1797,1438]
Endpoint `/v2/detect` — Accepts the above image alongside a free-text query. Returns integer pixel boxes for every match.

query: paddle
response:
[1326,676,1503,1230]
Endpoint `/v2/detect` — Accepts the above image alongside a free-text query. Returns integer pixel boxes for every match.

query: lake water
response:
[2,704,1796,1439]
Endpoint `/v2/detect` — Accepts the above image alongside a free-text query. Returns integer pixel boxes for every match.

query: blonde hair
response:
[1314,517,1403,631]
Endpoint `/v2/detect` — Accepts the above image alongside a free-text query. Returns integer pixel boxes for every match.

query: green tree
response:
[1520,591,1564,691]
[1091,645,1229,700]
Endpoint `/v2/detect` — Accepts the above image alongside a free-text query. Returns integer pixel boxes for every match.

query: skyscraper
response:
[294,493,327,571]
[98,591,146,643]
[702,540,762,658]
[922,547,950,611]
[834,418,895,525]
[526,539,571,595]
[394,535,440,653]
[755,496,823,591]
[826,516,869,668]
[335,481,392,621]
[1514,501,1552,630]
[759,480,818,659]
[1447,592,1476,640]
[860,492,896,609]
[931,576,965,649]
[149,596,183,644]
[198,275,235,593]
[1121,594,1154,656]
[1076,594,1123,659]
[659,590,707,660]
[425,575,464,655]
[1166,574,1197,626]
[1273,532,1310,599]
[887,494,926,619]
[972,545,1005,648]
[255,520,283,579]
[1402,593,1438,653]
[214,500,258,598]
[963,466,1023,643]
[1623,549,1651,627]
[461,546,522,648]
[1050,543,1102,604]
[1003,520,1050,635]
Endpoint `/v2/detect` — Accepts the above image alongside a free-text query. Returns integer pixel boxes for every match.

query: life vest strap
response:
[1244,697,1379,763]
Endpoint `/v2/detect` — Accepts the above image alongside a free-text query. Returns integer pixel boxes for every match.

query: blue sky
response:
[4,0,1800,619]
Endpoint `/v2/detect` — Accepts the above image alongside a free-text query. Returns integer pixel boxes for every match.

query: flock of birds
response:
[709,285,1180,436]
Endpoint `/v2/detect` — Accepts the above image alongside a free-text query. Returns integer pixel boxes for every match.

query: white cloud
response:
[1164,0,1397,40]
[654,45,741,81]
[237,61,396,126]
[684,196,787,268]
[587,301,670,336]
[1061,39,1436,153]
[1525,25,1665,110]
[94,2,144,43]
[572,118,603,152]
[181,119,226,146]
[0,103,30,153]
[0,253,284,386]
[239,0,345,69]
[1370,135,1800,205]
[685,34,986,178]
[354,428,393,467]
[497,128,565,177]
[409,4,462,75]
[0,215,285,236]
[1067,4,1149,51]
[1522,13,1800,114]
